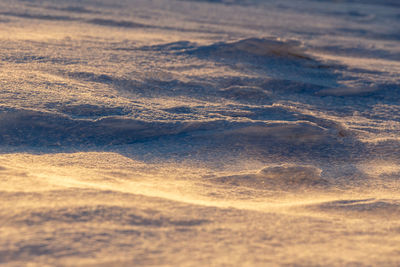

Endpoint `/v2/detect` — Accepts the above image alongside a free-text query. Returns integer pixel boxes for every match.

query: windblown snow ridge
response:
[189,38,313,60]
[0,108,353,150]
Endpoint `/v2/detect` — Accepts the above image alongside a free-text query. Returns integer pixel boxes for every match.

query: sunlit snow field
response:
[0,0,399,266]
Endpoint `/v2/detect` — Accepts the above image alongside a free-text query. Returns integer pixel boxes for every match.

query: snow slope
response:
[0,0,399,265]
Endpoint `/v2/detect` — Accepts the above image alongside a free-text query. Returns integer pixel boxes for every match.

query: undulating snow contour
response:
[0,0,399,265]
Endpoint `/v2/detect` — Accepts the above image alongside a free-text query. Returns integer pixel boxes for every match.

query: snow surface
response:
[0,0,399,266]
